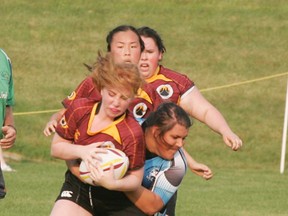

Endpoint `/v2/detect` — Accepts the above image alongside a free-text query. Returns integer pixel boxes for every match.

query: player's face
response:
[155,123,188,160]
[110,30,142,65]
[101,87,134,119]
[138,36,163,79]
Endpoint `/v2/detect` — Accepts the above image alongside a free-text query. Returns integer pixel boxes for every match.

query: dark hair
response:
[106,25,145,52]
[137,26,166,53]
[143,102,192,136]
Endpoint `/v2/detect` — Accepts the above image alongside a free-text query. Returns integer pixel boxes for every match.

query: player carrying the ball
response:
[50,52,146,216]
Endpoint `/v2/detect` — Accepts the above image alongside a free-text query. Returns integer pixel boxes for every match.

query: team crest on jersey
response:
[146,167,159,183]
[156,84,173,99]
[60,116,68,129]
[0,71,9,81]
[133,102,148,119]
[67,91,76,101]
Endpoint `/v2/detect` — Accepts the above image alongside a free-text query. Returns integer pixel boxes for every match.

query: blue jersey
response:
[143,148,187,215]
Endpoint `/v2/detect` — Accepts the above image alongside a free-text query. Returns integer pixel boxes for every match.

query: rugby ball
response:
[79,148,129,185]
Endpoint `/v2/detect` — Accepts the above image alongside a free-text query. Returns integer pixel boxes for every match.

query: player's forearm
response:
[4,106,15,126]
[126,187,164,215]
[111,167,144,191]
[180,87,233,137]
[203,106,233,136]
[182,148,199,171]
[51,142,83,160]
[51,134,82,160]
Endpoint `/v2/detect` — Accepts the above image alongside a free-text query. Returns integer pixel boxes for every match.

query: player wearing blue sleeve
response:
[144,149,187,208]
[121,102,213,215]
[136,26,242,215]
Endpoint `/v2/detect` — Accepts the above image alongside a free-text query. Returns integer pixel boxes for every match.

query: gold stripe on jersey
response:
[87,103,125,144]
[136,88,152,104]
[146,66,172,83]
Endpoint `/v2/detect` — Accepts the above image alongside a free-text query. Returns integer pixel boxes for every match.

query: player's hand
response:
[222,131,243,151]
[89,163,117,189]
[190,163,213,180]
[202,167,213,180]
[80,143,107,170]
[43,120,58,136]
[0,125,16,149]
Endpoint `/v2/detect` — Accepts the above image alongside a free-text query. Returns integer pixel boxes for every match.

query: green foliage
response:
[1,0,288,215]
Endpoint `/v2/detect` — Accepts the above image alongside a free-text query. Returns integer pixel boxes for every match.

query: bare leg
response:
[50,200,92,216]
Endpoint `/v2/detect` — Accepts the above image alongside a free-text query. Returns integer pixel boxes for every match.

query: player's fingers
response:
[50,126,56,133]
[90,142,106,148]
[44,124,56,136]
[232,138,243,151]
[0,138,14,148]
[203,171,213,180]
[43,129,50,136]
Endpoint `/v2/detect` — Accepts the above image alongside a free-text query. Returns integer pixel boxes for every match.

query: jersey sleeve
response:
[121,116,146,170]
[0,49,15,106]
[129,84,161,125]
[168,71,194,100]
[151,150,187,205]
[7,64,15,106]
[56,99,91,140]
[62,76,100,108]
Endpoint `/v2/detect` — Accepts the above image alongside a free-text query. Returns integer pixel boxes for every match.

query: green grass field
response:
[1,0,288,215]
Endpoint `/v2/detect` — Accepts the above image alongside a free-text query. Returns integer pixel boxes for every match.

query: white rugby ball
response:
[79,148,129,185]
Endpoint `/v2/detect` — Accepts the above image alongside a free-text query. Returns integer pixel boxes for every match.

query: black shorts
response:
[55,170,94,213]
[55,170,146,216]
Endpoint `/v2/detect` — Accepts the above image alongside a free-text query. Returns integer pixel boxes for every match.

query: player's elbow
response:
[50,143,62,159]
[142,199,164,215]
[145,209,160,215]
[50,146,57,158]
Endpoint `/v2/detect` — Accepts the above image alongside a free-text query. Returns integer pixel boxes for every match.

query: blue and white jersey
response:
[143,148,187,216]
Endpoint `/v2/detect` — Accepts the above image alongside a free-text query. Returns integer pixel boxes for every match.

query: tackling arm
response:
[180,86,242,151]
[126,151,187,215]
[43,108,66,136]
[182,148,213,180]
[125,185,164,215]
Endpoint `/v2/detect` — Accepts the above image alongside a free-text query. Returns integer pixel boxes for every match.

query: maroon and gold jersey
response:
[56,98,145,170]
[62,76,160,124]
[129,83,163,124]
[146,65,194,105]
[62,76,101,108]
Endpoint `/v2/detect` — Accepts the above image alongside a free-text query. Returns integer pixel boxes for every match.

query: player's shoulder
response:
[68,98,96,114]
[159,65,185,76]
[124,112,143,132]
[0,48,10,62]
[78,75,95,88]
[160,65,191,79]
[83,75,94,83]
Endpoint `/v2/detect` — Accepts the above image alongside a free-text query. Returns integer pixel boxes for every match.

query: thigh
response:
[54,171,93,214]
[50,199,92,216]
[107,205,147,216]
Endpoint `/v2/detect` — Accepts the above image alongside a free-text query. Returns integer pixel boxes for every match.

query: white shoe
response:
[1,164,15,172]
